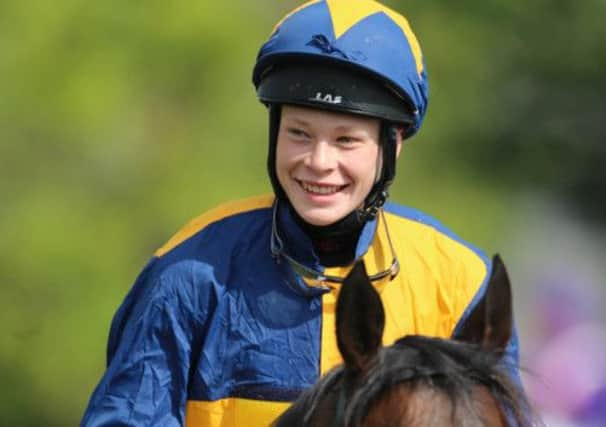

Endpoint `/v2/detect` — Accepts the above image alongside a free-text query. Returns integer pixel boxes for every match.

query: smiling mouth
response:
[297,180,348,195]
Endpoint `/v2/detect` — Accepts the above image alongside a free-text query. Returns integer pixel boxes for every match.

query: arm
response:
[81,261,215,427]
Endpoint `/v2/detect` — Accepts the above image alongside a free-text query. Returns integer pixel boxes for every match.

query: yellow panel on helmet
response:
[326,0,423,75]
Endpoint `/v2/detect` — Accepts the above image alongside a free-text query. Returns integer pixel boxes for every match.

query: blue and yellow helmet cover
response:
[253,0,429,137]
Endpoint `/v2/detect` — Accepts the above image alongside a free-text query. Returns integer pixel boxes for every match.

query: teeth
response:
[301,181,340,195]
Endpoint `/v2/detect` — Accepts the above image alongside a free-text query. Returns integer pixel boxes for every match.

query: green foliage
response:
[0,1,602,425]
[397,0,606,222]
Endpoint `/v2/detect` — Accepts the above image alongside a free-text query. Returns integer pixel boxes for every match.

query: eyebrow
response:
[284,117,311,127]
[285,117,361,133]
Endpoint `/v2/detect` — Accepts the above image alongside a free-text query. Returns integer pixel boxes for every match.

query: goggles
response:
[270,202,400,286]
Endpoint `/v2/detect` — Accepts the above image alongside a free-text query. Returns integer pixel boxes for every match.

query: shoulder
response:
[155,194,274,257]
[383,202,494,330]
[383,202,490,280]
[140,194,274,303]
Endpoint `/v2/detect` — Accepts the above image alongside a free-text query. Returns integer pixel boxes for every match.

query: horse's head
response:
[273,255,536,427]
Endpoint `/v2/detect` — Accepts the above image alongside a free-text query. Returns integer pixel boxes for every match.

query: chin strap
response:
[358,123,399,221]
[358,190,389,221]
[267,105,287,201]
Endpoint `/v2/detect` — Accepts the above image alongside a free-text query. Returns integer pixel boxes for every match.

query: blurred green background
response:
[1,1,605,425]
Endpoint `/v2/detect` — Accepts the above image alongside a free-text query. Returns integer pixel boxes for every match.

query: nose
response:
[305,140,336,172]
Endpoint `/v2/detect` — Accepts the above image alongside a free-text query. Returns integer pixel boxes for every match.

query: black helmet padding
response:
[257,62,417,126]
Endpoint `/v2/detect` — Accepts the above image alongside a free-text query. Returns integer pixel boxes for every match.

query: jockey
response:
[81,1,523,426]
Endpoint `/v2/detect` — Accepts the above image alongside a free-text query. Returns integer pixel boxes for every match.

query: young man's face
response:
[276,105,383,226]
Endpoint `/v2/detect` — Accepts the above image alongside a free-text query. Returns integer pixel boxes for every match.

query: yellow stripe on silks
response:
[326,0,424,76]
[155,195,274,257]
[319,210,487,374]
[271,0,323,35]
[185,398,290,427]
[320,286,340,374]
[382,210,488,337]
[318,212,396,374]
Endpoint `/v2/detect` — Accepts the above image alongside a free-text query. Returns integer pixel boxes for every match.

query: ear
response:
[395,139,403,159]
[395,128,404,159]
[336,260,385,372]
[453,254,513,353]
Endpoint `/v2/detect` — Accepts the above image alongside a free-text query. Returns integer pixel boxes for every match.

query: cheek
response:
[275,142,302,189]
[275,142,291,174]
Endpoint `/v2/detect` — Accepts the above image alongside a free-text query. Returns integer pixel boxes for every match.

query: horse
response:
[272,255,538,426]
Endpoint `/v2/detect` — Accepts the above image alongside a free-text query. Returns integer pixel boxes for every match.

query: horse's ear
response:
[336,260,385,372]
[454,254,513,353]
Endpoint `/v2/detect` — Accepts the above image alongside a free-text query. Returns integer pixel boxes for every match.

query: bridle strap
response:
[332,382,348,427]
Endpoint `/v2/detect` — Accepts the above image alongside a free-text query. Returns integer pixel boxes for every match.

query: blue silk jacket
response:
[81,195,520,426]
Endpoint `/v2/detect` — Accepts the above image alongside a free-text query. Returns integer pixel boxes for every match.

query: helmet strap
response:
[358,123,398,221]
[267,104,287,201]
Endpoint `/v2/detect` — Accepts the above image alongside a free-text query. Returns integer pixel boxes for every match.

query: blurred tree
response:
[400,0,606,224]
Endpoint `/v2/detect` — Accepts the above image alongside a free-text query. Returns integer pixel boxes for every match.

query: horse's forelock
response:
[345,335,531,426]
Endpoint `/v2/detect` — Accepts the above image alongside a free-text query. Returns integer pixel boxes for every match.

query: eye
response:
[287,127,311,140]
[336,135,361,145]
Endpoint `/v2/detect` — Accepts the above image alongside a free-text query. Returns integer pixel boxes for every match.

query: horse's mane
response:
[348,335,530,426]
[276,335,532,427]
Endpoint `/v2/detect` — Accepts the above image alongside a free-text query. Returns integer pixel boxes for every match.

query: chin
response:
[305,218,335,227]
[299,210,345,227]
